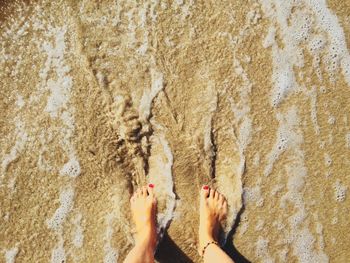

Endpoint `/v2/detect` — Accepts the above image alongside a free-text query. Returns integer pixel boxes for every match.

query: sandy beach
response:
[0,0,349,262]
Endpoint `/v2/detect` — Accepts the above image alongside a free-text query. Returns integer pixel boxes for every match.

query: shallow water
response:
[0,0,349,262]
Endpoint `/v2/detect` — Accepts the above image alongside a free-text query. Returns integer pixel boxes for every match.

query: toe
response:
[213,189,219,200]
[135,188,141,197]
[209,188,215,198]
[218,193,224,203]
[223,201,228,213]
[147,183,155,196]
[142,186,147,197]
[214,190,220,200]
[201,185,210,199]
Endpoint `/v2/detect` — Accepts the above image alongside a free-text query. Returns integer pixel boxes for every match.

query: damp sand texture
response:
[1,0,350,262]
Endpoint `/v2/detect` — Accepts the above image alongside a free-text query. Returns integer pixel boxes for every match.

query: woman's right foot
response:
[198,185,227,256]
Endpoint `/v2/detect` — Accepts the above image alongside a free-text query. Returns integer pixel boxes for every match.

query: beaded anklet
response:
[201,241,219,257]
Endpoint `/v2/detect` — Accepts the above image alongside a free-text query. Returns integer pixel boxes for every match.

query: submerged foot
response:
[130,184,157,251]
[198,185,227,256]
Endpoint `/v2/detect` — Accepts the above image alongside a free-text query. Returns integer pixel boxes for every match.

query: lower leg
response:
[123,239,155,263]
[202,243,234,263]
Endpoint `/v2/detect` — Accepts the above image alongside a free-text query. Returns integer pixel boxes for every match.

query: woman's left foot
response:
[130,184,157,250]
[198,185,227,256]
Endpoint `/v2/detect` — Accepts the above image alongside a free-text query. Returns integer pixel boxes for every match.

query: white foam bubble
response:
[271,184,283,196]
[262,105,328,262]
[264,107,302,176]
[255,219,265,231]
[278,248,288,262]
[324,153,332,167]
[243,186,264,207]
[316,222,325,250]
[104,213,118,263]
[259,1,340,260]
[327,116,335,125]
[45,75,72,118]
[261,0,350,106]
[124,8,137,47]
[272,54,297,107]
[5,247,18,263]
[229,57,253,151]
[307,86,320,135]
[239,117,253,150]
[272,220,285,231]
[307,0,350,84]
[262,26,276,49]
[41,26,73,118]
[214,118,245,244]
[149,0,160,22]
[282,157,328,261]
[261,3,310,106]
[147,126,176,240]
[308,34,326,54]
[331,217,338,225]
[253,153,260,167]
[72,213,84,248]
[1,118,28,186]
[345,132,350,149]
[334,180,347,202]
[331,237,336,245]
[47,186,75,230]
[104,249,118,263]
[3,212,10,221]
[139,66,164,122]
[50,241,66,263]
[15,94,25,109]
[203,81,218,160]
[238,213,249,236]
[246,9,262,25]
[7,177,17,192]
[37,146,53,172]
[295,228,314,261]
[59,157,81,178]
[286,165,307,193]
[288,210,307,228]
[255,236,273,262]
[133,3,149,55]
[35,24,79,180]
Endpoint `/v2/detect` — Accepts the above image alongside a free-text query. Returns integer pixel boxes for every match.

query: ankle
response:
[136,239,156,250]
[202,233,217,244]
[200,225,218,241]
[132,240,156,263]
[135,231,156,250]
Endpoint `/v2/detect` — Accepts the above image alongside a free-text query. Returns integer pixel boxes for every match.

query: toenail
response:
[149,183,154,188]
[203,185,209,190]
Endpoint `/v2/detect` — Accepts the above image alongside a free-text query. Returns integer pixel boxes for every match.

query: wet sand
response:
[0,0,349,262]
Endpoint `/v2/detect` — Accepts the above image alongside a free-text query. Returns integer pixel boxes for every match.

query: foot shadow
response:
[223,208,251,263]
[155,233,193,263]
[155,207,250,263]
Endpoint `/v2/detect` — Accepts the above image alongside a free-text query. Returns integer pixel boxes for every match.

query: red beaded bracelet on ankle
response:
[201,241,219,257]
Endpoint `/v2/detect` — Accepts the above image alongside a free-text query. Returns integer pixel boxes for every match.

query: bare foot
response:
[130,184,157,251]
[198,185,227,256]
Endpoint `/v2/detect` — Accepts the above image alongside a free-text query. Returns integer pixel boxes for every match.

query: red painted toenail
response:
[203,185,209,190]
[149,183,154,188]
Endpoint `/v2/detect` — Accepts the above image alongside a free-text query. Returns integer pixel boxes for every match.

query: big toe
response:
[147,183,155,196]
[201,185,210,200]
